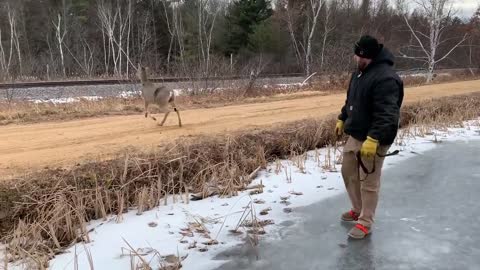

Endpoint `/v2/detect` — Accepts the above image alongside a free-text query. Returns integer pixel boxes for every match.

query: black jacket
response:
[339,48,404,145]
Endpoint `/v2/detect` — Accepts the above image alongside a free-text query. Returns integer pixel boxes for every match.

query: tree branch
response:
[435,33,468,64]
[403,15,431,58]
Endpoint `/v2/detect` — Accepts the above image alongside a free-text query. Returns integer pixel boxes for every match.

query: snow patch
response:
[32,96,103,104]
[118,90,142,98]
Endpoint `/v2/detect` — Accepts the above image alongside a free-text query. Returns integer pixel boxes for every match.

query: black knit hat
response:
[354,35,383,59]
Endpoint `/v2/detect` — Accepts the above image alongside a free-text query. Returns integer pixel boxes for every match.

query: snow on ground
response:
[3,120,479,270]
[400,72,451,78]
[118,90,142,99]
[263,82,307,89]
[31,96,103,104]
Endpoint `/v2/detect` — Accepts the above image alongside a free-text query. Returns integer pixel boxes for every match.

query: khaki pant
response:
[341,136,390,227]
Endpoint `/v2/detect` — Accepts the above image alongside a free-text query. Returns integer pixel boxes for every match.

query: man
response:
[335,35,404,239]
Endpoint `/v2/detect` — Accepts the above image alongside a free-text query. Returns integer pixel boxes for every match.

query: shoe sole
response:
[347,231,371,239]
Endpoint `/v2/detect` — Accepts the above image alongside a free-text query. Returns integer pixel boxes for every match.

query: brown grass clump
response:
[400,93,480,128]
[0,93,479,267]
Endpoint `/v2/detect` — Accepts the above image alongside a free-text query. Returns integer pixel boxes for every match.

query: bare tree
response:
[53,14,67,77]
[197,0,221,78]
[401,0,467,82]
[97,0,134,77]
[161,0,175,73]
[81,39,95,77]
[136,11,153,63]
[283,0,324,76]
[98,1,118,75]
[320,0,335,71]
[172,1,186,75]
[244,54,271,96]
[9,6,22,76]
[62,35,96,77]
[0,4,22,79]
[305,0,324,76]
[0,16,14,79]
[284,2,303,69]
[466,7,480,75]
[126,1,133,76]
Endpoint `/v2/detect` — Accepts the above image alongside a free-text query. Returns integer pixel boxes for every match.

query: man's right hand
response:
[335,120,344,136]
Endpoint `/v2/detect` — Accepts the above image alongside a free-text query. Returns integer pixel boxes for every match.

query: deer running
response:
[136,64,182,127]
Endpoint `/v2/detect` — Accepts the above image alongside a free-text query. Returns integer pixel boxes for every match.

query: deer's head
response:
[137,63,148,83]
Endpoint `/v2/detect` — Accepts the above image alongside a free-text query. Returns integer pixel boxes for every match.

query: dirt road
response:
[2,80,480,177]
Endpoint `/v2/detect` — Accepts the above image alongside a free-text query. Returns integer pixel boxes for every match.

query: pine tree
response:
[222,0,273,55]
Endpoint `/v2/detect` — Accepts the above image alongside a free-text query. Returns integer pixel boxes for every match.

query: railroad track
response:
[0,68,477,90]
[0,73,304,89]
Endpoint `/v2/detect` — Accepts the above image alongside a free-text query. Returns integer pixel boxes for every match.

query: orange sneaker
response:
[348,223,370,239]
[341,210,359,222]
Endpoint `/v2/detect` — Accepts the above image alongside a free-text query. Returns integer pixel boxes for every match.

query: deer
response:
[136,64,182,127]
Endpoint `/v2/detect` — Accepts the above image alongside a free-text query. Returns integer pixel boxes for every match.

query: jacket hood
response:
[371,46,395,67]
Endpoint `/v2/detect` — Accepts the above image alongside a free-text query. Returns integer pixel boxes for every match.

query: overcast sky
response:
[452,0,479,18]
[389,0,479,19]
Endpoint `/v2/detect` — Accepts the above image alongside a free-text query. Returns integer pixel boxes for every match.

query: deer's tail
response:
[168,92,175,103]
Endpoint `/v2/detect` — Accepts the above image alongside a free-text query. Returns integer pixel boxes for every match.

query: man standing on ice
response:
[335,35,404,239]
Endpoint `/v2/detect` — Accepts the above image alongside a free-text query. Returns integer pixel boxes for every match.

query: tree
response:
[465,7,480,73]
[0,0,476,80]
[0,3,23,79]
[247,18,286,56]
[304,0,324,76]
[52,13,67,77]
[222,0,273,55]
[97,0,134,77]
[401,0,467,83]
[320,0,335,71]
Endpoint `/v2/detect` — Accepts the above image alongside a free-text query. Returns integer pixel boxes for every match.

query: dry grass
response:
[401,70,479,88]
[0,92,479,267]
[1,73,478,126]
[0,97,142,125]
[0,87,329,125]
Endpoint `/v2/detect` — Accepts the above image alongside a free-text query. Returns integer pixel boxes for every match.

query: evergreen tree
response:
[222,0,273,55]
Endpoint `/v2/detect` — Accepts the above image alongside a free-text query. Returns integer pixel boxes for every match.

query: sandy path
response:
[1,80,480,177]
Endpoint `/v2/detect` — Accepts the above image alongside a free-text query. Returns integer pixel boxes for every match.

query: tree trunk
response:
[305,0,322,76]
[426,59,435,83]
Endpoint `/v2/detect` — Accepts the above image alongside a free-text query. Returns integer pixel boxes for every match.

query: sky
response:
[452,0,479,18]
[391,0,479,19]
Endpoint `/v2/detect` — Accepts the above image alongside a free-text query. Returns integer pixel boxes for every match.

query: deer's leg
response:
[145,102,157,121]
[159,111,170,126]
[169,100,182,127]
[145,101,157,121]
[144,101,149,118]
[174,107,182,127]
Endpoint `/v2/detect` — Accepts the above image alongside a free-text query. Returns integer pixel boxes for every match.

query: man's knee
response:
[342,153,358,181]
[360,173,381,192]
[361,182,380,193]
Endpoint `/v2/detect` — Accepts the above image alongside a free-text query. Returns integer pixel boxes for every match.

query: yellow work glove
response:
[360,136,379,159]
[335,120,344,136]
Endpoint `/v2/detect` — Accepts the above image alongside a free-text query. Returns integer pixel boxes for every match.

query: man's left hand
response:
[360,136,379,159]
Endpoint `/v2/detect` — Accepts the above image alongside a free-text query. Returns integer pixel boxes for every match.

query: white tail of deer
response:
[136,64,182,127]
